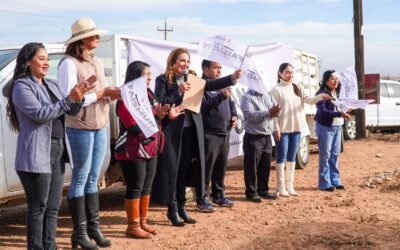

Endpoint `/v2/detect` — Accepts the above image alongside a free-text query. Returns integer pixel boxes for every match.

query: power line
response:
[157,18,173,40]
[0,8,71,20]
[0,1,107,16]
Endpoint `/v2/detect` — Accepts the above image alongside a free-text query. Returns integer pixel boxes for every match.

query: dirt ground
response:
[1,135,400,250]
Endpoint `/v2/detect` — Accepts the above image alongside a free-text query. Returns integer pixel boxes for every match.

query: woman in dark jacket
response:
[6,42,89,250]
[315,70,351,192]
[115,61,183,239]
[152,48,241,226]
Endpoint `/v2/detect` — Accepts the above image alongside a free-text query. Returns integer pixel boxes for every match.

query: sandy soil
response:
[1,135,400,250]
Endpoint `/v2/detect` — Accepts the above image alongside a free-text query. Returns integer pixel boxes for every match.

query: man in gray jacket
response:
[240,89,280,202]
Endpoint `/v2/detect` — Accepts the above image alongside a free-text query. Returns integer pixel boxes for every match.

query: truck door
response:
[1,64,20,192]
[386,82,400,125]
[377,82,395,126]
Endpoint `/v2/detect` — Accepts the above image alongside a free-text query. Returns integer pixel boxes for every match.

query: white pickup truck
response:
[0,34,322,204]
[342,74,400,140]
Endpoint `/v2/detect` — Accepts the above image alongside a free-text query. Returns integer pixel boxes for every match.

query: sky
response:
[0,0,399,77]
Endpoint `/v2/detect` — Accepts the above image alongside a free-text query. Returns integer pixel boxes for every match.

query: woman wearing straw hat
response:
[58,18,120,249]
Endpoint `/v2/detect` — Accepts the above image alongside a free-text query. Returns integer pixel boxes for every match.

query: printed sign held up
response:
[333,66,358,100]
[198,34,268,94]
[240,57,268,94]
[120,76,158,138]
[197,35,248,70]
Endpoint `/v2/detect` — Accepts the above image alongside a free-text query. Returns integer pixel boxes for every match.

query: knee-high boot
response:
[85,192,111,247]
[125,199,152,239]
[68,197,99,250]
[276,163,289,197]
[286,161,298,196]
[139,195,158,235]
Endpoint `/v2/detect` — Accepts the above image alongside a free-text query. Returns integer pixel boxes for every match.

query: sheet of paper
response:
[182,74,206,113]
[332,99,375,112]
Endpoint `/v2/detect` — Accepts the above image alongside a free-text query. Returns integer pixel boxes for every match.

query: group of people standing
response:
[7,17,351,250]
[240,62,350,204]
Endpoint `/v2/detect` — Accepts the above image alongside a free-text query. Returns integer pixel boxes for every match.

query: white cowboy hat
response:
[65,18,107,45]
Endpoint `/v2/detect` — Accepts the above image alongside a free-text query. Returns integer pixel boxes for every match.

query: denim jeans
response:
[316,122,342,189]
[67,128,107,198]
[275,132,301,164]
[17,139,65,250]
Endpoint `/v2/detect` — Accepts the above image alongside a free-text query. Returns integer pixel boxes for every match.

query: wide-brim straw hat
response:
[65,18,107,45]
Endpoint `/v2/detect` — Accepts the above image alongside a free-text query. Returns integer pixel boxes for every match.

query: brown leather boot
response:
[140,195,158,235]
[124,199,152,239]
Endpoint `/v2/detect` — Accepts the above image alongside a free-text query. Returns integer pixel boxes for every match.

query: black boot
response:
[167,204,185,227]
[85,192,111,247]
[178,203,196,224]
[68,197,99,250]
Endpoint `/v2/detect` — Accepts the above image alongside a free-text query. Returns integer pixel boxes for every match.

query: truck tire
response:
[296,136,310,169]
[343,115,356,140]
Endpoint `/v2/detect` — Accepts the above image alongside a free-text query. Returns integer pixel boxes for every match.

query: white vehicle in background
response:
[366,79,400,128]
[0,34,321,204]
[343,74,400,140]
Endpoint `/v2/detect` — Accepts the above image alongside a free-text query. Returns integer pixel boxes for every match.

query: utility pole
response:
[353,0,367,139]
[157,18,173,40]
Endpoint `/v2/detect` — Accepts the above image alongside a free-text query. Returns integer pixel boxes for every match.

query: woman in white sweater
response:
[271,63,330,197]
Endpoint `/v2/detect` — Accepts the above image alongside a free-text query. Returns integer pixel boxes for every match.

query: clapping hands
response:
[69,75,98,102]
[155,104,170,119]
[269,104,281,117]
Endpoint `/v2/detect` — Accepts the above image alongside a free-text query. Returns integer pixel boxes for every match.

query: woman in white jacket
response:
[271,63,330,197]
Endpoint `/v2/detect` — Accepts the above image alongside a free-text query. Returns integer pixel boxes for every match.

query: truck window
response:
[380,83,389,98]
[47,54,64,80]
[2,53,64,98]
[0,49,19,71]
[386,83,396,97]
[388,82,400,98]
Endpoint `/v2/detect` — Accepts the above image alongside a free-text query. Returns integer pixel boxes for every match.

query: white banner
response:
[332,99,374,112]
[120,76,159,138]
[127,37,294,159]
[246,42,294,92]
[333,66,358,100]
[197,34,248,70]
[128,38,199,92]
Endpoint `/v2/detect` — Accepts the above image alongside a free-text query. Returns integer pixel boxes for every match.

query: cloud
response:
[0,13,398,75]
[218,0,288,3]
[316,0,342,3]
[142,19,399,75]
[0,0,288,12]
